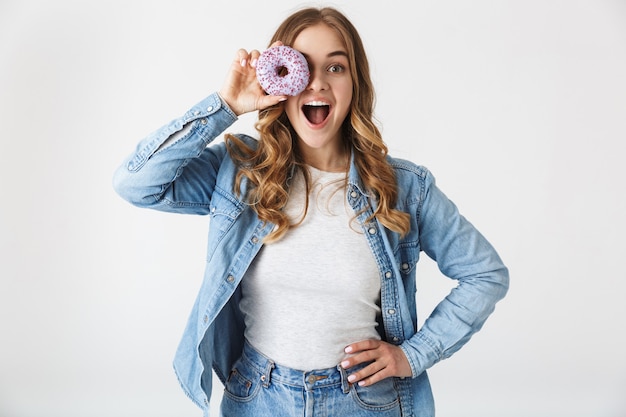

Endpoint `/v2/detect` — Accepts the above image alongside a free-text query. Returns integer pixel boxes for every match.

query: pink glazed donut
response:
[256,46,310,96]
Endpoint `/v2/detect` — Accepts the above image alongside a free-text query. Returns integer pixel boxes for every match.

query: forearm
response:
[112,93,238,213]
[400,260,509,377]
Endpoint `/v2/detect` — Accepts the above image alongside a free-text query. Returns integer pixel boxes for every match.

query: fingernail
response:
[251,58,257,67]
[278,97,287,102]
[340,360,350,368]
[358,381,365,386]
[344,346,353,353]
[240,59,247,67]
[348,375,357,383]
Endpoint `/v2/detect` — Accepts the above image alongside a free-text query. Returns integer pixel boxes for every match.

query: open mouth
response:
[302,101,330,125]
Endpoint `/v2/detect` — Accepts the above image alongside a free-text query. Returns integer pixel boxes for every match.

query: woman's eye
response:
[327,64,345,73]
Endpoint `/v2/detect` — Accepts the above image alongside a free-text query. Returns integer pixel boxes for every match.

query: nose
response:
[307,68,328,91]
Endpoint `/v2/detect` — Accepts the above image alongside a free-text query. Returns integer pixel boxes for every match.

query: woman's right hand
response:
[219,41,287,116]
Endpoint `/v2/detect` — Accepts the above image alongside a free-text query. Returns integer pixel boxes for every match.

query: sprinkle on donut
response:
[256,45,310,96]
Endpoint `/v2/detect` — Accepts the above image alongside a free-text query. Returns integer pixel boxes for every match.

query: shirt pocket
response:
[396,240,420,278]
[206,188,244,262]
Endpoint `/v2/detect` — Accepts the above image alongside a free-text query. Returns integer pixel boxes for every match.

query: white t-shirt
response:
[240,165,382,370]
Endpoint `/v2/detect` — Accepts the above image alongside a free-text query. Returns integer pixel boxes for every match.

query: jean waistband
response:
[241,340,352,393]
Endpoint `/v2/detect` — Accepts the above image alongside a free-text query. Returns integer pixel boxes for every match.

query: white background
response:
[1,1,625,416]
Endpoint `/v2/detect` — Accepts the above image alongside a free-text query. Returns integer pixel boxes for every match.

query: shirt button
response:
[401,262,409,271]
[193,110,200,116]
[227,275,235,283]
[207,106,213,112]
[203,315,208,324]
[385,271,392,279]
[388,309,396,315]
[251,236,259,244]
[368,227,376,235]
[200,118,208,125]
[350,191,358,198]
[392,336,399,342]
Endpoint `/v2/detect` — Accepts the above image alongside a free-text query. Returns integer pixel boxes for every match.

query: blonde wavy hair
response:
[225,7,410,242]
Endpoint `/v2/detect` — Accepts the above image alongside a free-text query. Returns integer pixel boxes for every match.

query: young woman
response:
[113,7,509,417]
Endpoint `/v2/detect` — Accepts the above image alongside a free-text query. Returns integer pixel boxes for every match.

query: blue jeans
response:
[220,341,402,417]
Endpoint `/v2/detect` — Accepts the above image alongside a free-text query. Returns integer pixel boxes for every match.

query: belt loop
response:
[338,364,351,394]
[262,360,274,388]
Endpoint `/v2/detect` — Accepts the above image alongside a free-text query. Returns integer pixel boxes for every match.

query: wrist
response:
[217,91,240,116]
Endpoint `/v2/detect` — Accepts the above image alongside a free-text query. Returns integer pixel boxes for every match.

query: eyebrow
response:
[301,50,349,60]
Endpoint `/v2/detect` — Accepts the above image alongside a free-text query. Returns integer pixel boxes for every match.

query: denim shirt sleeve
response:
[399,169,509,378]
[112,93,238,214]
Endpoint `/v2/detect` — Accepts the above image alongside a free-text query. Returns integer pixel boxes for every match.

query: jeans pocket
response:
[350,377,400,411]
[223,357,262,402]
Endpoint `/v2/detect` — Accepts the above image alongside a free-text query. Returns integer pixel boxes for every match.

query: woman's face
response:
[285,23,353,171]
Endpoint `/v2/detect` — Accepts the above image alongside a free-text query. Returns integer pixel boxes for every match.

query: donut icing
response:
[256,45,310,96]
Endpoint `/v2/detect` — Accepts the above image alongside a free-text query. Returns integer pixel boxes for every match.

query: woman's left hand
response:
[340,339,413,386]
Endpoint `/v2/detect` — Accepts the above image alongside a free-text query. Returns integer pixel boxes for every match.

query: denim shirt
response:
[113,93,509,417]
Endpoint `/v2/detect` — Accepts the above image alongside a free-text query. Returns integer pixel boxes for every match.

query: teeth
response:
[304,101,329,107]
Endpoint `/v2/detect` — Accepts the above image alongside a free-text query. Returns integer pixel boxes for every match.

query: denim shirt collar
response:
[347,150,378,213]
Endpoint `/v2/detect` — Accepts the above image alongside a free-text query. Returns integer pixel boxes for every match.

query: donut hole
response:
[277,66,289,77]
